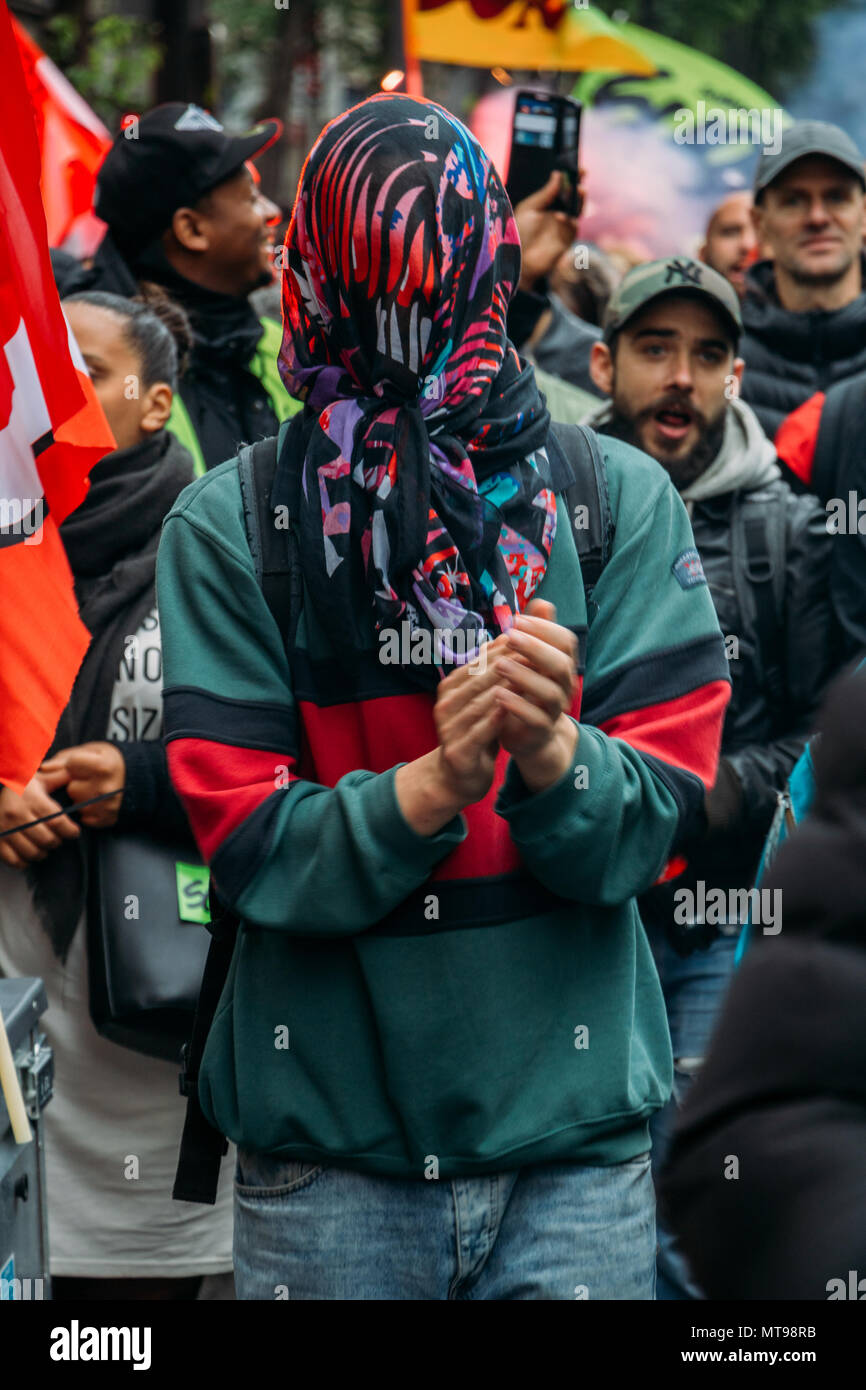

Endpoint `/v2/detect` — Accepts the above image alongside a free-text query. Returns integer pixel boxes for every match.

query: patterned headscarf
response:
[277,92,558,678]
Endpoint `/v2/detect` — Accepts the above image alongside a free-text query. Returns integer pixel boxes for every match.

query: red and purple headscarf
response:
[277,92,557,677]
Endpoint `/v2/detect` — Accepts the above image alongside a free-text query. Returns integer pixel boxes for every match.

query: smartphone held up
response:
[506,89,583,216]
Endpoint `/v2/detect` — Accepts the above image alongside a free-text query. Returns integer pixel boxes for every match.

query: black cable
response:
[0,789,124,839]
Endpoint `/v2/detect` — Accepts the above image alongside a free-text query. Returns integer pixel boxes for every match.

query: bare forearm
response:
[395,750,467,836]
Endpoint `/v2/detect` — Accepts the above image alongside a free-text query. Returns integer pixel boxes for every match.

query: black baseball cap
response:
[754,120,865,199]
[603,257,743,346]
[94,103,282,256]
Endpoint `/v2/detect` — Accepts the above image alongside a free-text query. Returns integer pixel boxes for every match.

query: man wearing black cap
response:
[739,119,866,440]
[56,103,301,474]
[583,255,836,1299]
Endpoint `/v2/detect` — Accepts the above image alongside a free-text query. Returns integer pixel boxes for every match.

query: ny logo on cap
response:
[664,259,703,287]
[174,104,224,133]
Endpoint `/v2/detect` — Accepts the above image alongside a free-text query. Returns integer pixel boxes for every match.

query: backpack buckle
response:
[744,552,773,584]
[742,513,775,585]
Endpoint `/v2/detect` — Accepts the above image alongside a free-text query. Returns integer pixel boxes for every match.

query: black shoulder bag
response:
[87,824,214,1063]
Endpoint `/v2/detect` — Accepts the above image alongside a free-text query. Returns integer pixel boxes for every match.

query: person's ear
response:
[731,357,745,390]
[139,382,173,434]
[169,205,210,253]
[589,340,614,397]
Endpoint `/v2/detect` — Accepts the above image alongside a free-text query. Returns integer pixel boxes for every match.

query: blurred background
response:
[11,0,865,259]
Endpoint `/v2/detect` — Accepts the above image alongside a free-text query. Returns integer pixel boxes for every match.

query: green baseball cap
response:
[754,119,865,199]
[603,256,743,346]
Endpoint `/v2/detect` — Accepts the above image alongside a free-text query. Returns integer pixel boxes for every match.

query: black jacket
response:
[740,254,866,440]
[690,481,835,850]
[593,400,837,905]
[660,666,866,1299]
[507,286,604,398]
[790,373,866,661]
[53,235,280,471]
[643,479,835,947]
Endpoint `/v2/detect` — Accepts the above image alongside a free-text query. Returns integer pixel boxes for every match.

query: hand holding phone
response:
[507,90,582,216]
[513,170,579,294]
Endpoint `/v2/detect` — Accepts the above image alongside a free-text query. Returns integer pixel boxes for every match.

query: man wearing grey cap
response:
[583,255,837,1299]
[739,119,866,440]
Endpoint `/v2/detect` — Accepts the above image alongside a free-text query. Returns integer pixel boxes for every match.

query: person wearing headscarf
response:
[157,93,731,1300]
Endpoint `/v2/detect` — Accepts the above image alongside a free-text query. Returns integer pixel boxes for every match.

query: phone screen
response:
[513,93,559,151]
[507,91,581,216]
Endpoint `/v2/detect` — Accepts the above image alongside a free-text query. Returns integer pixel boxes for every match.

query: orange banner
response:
[404,0,656,74]
[13,16,110,255]
[1,4,114,793]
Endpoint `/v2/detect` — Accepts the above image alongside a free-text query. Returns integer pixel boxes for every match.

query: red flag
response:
[0,0,115,794]
[12,15,110,256]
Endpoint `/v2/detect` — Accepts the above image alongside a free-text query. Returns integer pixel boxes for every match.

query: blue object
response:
[736,744,816,964]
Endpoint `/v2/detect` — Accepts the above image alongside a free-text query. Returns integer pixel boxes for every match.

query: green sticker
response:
[175,861,211,925]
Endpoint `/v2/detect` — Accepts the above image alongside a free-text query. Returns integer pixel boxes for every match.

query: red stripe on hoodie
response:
[167,739,299,862]
[297,692,435,783]
[599,680,730,790]
[170,672,729,883]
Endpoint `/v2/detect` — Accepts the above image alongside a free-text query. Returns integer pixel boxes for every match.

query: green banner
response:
[573,22,788,167]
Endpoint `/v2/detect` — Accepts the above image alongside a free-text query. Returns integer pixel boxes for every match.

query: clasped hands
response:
[396,599,580,837]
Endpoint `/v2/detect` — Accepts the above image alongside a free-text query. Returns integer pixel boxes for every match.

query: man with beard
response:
[53,103,302,474]
[584,256,837,1298]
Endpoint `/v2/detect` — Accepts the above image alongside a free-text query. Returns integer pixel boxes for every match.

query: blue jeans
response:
[233,1150,656,1300]
[646,926,739,1300]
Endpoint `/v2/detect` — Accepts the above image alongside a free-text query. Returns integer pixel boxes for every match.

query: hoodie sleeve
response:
[495,440,732,906]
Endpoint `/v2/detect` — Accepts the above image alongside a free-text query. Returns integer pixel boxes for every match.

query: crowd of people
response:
[2,90,865,1301]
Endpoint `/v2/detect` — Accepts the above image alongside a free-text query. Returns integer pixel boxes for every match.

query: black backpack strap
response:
[172,888,237,1204]
[174,435,299,1205]
[733,489,788,714]
[551,422,614,618]
[238,435,302,646]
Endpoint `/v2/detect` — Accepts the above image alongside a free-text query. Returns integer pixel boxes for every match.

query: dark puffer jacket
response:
[651,479,836,941]
[589,398,838,903]
[775,376,866,661]
[660,666,866,1300]
[739,255,866,440]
